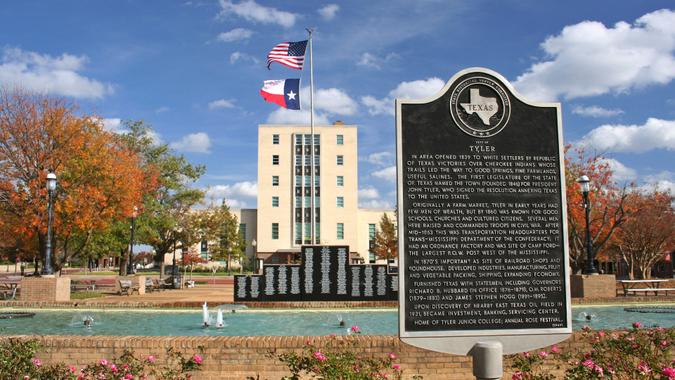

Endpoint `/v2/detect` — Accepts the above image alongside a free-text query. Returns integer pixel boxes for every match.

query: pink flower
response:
[582,325,591,332]
[522,352,530,358]
[31,358,42,367]
[350,325,361,333]
[638,361,652,375]
[538,351,548,359]
[594,365,604,376]
[632,321,642,329]
[110,364,118,373]
[512,371,524,380]
[582,359,595,368]
[661,340,670,348]
[392,364,401,370]
[192,354,203,364]
[124,374,134,380]
[99,359,109,366]
[23,376,29,380]
[313,351,327,361]
[550,345,560,354]
[662,367,675,380]
[145,355,155,363]
[388,353,397,360]
[597,331,605,338]
[69,366,77,373]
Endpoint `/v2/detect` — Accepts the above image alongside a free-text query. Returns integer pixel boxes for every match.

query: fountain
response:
[216,309,224,328]
[202,302,210,327]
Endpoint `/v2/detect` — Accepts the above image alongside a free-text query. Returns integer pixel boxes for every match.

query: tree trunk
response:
[119,248,128,276]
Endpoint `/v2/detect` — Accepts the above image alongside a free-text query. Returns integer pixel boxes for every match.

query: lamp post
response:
[127,206,138,275]
[172,232,178,277]
[43,171,57,276]
[251,239,257,274]
[577,175,598,275]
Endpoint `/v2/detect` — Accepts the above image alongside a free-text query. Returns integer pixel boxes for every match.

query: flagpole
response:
[307,28,316,246]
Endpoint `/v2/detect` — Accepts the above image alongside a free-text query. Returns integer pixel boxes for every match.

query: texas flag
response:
[260,79,300,110]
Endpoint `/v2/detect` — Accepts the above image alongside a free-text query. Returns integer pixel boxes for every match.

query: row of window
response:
[271,223,344,240]
[273,155,343,166]
[272,196,345,208]
[272,134,344,145]
[271,175,344,187]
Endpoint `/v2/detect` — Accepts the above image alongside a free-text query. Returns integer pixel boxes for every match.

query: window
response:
[337,223,344,240]
[304,155,311,166]
[273,134,280,144]
[304,135,311,145]
[369,224,376,239]
[272,155,279,165]
[304,176,311,186]
[337,155,344,165]
[314,135,320,145]
[295,155,302,165]
[272,223,279,240]
[295,135,303,145]
[240,223,247,240]
[337,176,344,186]
[295,176,301,186]
[272,176,279,186]
[314,176,320,186]
[272,196,279,207]
[337,196,344,208]
[304,196,311,207]
[337,134,344,145]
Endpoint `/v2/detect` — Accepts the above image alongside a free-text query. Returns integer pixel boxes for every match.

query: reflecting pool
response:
[0,305,673,336]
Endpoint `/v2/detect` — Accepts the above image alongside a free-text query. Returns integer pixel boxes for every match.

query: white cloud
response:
[364,151,394,166]
[0,47,113,99]
[359,199,393,209]
[357,52,400,70]
[208,99,236,110]
[572,105,624,118]
[266,108,329,125]
[217,28,253,42]
[372,166,397,182]
[155,106,170,114]
[229,51,260,65]
[598,158,637,182]
[101,118,123,133]
[358,187,380,200]
[266,86,357,124]
[218,0,297,28]
[514,9,675,101]
[205,181,257,209]
[578,118,675,153]
[318,4,339,21]
[362,77,445,115]
[313,87,358,115]
[169,132,212,153]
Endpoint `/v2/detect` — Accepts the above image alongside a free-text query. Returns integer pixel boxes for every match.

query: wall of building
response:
[14,333,588,380]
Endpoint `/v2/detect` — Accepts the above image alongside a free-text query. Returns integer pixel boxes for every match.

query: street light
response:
[251,239,257,274]
[172,229,179,277]
[127,206,138,275]
[577,175,598,275]
[43,171,57,276]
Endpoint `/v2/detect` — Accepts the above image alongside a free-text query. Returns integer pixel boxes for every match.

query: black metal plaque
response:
[398,68,570,336]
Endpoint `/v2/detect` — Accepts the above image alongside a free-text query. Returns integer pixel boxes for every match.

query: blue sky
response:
[1,0,674,209]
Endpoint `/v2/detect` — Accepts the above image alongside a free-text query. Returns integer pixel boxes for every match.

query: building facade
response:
[169,123,395,269]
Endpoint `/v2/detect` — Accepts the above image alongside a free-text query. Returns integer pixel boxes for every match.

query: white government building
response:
[173,122,396,269]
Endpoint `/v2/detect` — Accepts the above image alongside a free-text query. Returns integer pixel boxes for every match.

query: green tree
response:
[208,202,244,272]
[373,213,397,270]
[117,121,205,274]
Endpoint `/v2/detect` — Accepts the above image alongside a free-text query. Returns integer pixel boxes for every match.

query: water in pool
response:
[0,306,673,336]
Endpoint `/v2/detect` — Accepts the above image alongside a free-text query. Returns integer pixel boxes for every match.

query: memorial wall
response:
[235,245,398,302]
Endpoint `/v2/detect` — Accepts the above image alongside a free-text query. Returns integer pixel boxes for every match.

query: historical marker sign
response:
[397,68,571,355]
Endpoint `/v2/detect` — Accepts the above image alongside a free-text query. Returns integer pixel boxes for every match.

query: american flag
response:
[267,40,308,70]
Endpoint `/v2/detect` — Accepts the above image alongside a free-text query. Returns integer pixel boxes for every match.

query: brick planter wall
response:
[4,333,592,380]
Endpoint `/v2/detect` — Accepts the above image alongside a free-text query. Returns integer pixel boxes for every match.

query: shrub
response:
[0,338,204,380]
[509,324,674,380]
[263,326,408,380]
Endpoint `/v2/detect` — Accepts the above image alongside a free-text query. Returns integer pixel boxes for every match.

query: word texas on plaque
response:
[396,68,571,355]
